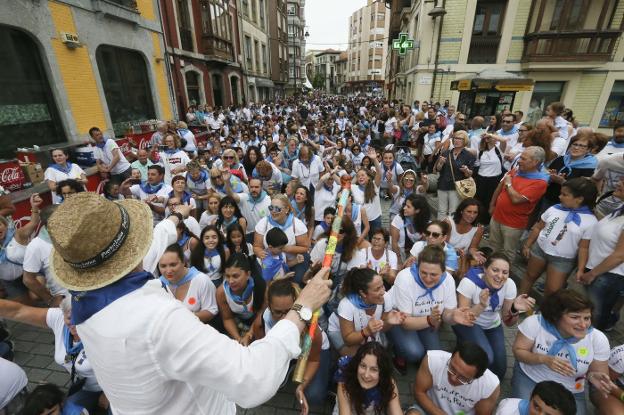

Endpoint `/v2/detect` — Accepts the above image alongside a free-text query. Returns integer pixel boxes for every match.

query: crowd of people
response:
[0,95,624,415]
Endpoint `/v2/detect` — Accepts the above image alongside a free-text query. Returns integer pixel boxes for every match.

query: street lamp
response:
[428,0,447,18]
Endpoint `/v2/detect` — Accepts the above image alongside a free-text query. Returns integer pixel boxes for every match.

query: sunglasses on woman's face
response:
[268,205,283,213]
[424,230,442,238]
[224,156,235,160]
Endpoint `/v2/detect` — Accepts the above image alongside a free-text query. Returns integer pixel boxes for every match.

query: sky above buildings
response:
[305,0,368,51]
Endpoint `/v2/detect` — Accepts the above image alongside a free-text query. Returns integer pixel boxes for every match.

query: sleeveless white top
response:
[447,217,479,252]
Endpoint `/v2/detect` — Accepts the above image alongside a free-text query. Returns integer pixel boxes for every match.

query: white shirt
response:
[457,274,516,329]
[537,206,596,258]
[159,150,190,184]
[94,139,131,175]
[23,236,67,297]
[424,350,499,415]
[165,271,218,316]
[310,238,367,276]
[237,193,271,235]
[423,132,441,156]
[447,219,479,252]
[314,183,340,222]
[390,215,422,250]
[380,162,404,190]
[477,146,504,177]
[47,308,101,391]
[587,213,624,276]
[44,164,86,204]
[129,183,172,226]
[495,398,523,415]
[291,155,324,189]
[393,267,456,317]
[362,247,398,273]
[608,344,624,385]
[76,279,302,415]
[255,216,307,261]
[327,297,386,344]
[350,183,382,221]
[0,357,27,409]
[0,237,26,281]
[518,314,610,393]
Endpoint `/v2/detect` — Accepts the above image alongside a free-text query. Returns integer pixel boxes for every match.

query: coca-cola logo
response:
[0,166,27,191]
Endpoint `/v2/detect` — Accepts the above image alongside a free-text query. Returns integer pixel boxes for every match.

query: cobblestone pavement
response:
[5,197,624,414]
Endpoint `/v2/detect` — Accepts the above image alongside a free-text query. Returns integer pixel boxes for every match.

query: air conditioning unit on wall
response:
[60,32,81,48]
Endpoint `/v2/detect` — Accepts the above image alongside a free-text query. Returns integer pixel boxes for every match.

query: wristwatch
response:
[291,303,313,323]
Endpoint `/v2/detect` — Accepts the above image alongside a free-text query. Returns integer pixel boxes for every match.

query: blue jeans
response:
[511,361,587,415]
[305,349,331,405]
[291,253,311,286]
[453,323,506,380]
[585,271,624,330]
[389,326,440,363]
[66,389,111,414]
[368,216,382,234]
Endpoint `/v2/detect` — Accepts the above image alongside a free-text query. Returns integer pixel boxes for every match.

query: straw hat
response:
[47,192,153,291]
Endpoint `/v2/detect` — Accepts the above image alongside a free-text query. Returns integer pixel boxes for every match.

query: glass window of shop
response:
[186,71,201,106]
[527,81,564,125]
[0,26,65,159]
[96,45,156,136]
[600,80,624,128]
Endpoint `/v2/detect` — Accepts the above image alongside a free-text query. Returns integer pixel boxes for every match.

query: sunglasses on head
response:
[268,205,283,213]
[424,230,442,238]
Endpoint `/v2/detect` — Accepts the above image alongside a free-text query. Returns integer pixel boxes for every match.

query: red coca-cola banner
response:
[0,159,30,191]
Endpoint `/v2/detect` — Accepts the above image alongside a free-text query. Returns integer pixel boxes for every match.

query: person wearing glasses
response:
[220,149,248,183]
[543,133,598,210]
[405,220,459,274]
[253,194,310,285]
[390,194,431,266]
[489,114,519,170]
[207,167,247,198]
[408,341,500,415]
[511,290,614,415]
[121,165,172,227]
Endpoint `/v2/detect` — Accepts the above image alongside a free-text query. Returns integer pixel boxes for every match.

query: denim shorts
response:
[530,243,576,274]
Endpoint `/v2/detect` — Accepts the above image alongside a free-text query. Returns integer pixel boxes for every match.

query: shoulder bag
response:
[449,152,476,199]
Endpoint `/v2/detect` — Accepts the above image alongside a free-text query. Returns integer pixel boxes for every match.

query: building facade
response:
[238,0,273,102]
[386,0,624,131]
[346,0,391,95]
[314,50,342,93]
[335,51,349,94]
[161,0,244,116]
[287,0,307,94]
[268,0,289,99]
[0,0,175,158]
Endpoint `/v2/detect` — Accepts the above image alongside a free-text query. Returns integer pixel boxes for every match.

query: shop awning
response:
[255,78,275,88]
[451,69,534,92]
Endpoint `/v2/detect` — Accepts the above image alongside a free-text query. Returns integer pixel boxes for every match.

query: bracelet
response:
[31,209,40,214]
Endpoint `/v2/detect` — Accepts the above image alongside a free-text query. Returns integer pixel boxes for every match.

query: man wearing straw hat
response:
[46,192,332,415]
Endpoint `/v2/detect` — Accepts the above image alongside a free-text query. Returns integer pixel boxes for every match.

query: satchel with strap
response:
[449,152,476,199]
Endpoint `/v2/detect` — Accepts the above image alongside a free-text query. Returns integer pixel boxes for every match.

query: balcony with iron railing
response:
[468,35,501,64]
[523,30,621,62]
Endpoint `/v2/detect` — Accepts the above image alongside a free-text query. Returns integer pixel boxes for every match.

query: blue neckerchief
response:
[465,266,500,311]
[497,126,519,136]
[159,266,200,289]
[178,232,190,247]
[357,184,366,193]
[516,169,550,183]
[163,148,179,155]
[0,227,16,263]
[559,154,597,176]
[249,190,268,208]
[552,204,593,226]
[320,222,330,232]
[608,139,624,149]
[261,254,289,282]
[224,278,255,310]
[170,190,192,205]
[70,271,152,325]
[518,399,530,415]
[38,226,51,243]
[410,263,446,301]
[323,183,334,192]
[382,161,397,182]
[347,293,376,310]
[188,170,208,185]
[610,203,624,218]
[351,204,360,222]
[363,387,382,408]
[539,315,592,371]
[63,324,83,357]
[140,182,164,194]
[204,249,220,272]
[95,138,108,149]
[49,162,73,175]
[291,199,305,220]
[221,216,238,229]
[177,128,190,136]
[268,212,294,231]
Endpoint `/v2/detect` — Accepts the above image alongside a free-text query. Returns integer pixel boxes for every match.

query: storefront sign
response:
[495,83,534,92]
